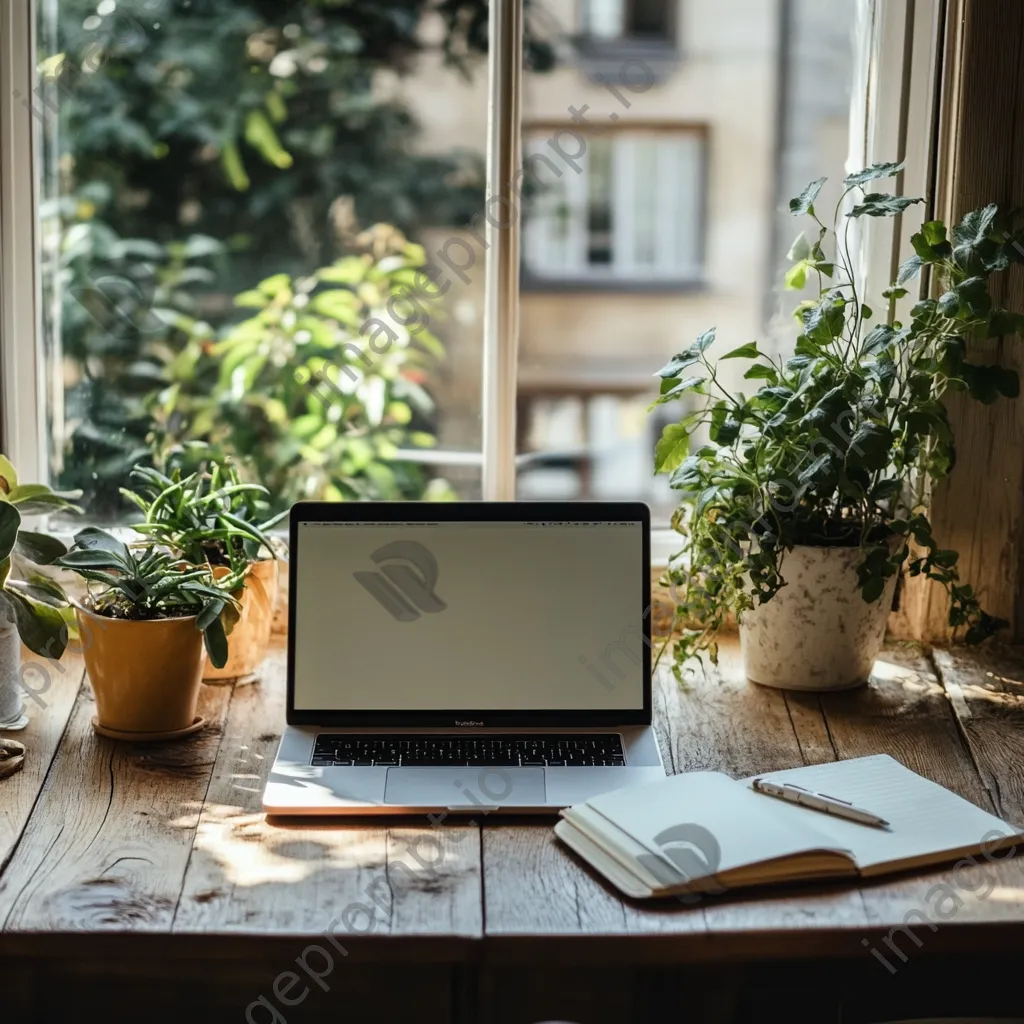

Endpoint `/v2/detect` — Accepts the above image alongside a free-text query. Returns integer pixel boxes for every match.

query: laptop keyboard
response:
[310,733,626,767]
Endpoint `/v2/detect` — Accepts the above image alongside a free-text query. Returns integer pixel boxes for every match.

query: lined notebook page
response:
[745,754,1020,872]
[584,771,847,878]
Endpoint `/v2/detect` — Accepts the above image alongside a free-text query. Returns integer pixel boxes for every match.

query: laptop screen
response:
[291,518,646,715]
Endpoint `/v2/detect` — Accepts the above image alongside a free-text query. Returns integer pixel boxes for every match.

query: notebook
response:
[554,754,1024,899]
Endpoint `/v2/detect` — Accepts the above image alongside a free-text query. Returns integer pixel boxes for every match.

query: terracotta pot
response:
[76,603,205,735]
[739,544,898,692]
[203,559,279,681]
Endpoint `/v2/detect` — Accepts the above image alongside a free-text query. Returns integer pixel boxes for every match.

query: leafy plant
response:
[0,456,81,660]
[653,161,1024,680]
[56,527,244,668]
[151,224,454,510]
[120,455,287,572]
[41,183,227,517]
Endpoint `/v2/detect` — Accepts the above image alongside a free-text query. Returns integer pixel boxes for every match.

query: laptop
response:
[263,501,665,815]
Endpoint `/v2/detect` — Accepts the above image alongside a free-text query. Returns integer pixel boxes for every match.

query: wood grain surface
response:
[2,635,1024,1015]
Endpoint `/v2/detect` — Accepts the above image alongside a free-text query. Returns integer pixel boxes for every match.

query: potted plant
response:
[0,455,79,730]
[120,455,286,681]
[56,528,243,739]
[653,162,1023,690]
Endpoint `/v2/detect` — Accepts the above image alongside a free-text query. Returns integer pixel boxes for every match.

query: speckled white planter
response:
[739,545,897,691]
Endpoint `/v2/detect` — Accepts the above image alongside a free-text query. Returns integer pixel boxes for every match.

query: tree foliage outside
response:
[40,0,553,516]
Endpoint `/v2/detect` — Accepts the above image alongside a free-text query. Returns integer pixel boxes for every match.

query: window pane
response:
[586,137,614,265]
[631,136,659,266]
[522,128,703,283]
[518,0,856,519]
[630,0,672,39]
[37,0,492,517]
[583,0,625,40]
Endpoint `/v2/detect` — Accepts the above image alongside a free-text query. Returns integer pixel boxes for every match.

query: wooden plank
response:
[902,0,1024,640]
[679,643,868,939]
[2,956,463,1024]
[483,639,872,956]
[0,671,232,931]
[174,641,482,955]
[806,643,1024,941]
[932,644,1024,826]
[0,649,82,873]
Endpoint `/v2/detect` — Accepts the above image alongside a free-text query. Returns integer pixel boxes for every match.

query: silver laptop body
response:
[263,501,665,815]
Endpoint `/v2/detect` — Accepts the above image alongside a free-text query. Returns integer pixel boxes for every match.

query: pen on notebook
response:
[752,778,890,828]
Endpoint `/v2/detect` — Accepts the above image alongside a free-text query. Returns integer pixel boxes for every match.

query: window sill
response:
[521,274,708,295]
[571,35,680,61]
[570,37,681,84]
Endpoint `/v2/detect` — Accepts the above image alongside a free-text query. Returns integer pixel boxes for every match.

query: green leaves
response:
[897,254,924,285]
[57,525,240,648]
[654,423,690,475]
[0,503,21,563]
[14,530,68,565]
[790,177,826,216]
[721,342,760,361]
[656,352,700,378]
[843,161,904,187]
[652,172,1021,681]
[784,261,810,290]
[203,613,229,669]
[847,422,894,472]
[5,483,83,516]
[0,455,74,655]
[911,220,952,262]
[4,590,68,660]
[848,194,924,218]
[959,363,1020,404]
[243,109,294,170]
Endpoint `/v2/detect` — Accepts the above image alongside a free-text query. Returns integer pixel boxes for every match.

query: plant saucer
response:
[91,715,206,742]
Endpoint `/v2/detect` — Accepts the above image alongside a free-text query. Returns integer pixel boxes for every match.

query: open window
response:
[0,0,939,529]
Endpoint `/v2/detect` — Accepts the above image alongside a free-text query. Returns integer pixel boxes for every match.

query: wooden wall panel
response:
[902,0,1024,641]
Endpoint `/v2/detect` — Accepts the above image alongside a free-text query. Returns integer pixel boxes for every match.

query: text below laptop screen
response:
[292,520,645,712]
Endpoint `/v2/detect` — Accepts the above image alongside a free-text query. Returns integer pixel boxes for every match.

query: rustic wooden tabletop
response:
[2,636,1023,1023]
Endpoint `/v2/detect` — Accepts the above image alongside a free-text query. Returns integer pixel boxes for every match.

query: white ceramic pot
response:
[0,618,27,730]
[739,544,897,691]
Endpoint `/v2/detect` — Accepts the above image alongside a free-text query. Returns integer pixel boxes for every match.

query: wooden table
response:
[2,637,1024,1023]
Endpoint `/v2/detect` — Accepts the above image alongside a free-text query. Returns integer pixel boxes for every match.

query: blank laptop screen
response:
[292,519,645,712]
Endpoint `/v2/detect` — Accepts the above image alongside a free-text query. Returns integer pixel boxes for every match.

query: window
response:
[28,0,492,518]
[523,129,705,285]
[0,0,937,523]
[581,0,674,43]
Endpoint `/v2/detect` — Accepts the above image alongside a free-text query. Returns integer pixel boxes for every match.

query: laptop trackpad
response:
[384,767,545,808]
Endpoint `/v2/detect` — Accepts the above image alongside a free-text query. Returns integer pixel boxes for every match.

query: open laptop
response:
[263,501,665,815]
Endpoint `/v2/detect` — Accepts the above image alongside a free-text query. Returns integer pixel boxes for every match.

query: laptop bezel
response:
[286,501,653,728]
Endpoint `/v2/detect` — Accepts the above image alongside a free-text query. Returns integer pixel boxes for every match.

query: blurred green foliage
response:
[42,0,552,515]
[151,224,454,510]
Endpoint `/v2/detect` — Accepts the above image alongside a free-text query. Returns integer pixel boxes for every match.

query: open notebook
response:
[555,754,1024,899]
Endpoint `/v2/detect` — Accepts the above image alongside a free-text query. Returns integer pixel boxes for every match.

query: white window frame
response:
[0,0,45,485]
[0,0,944,527]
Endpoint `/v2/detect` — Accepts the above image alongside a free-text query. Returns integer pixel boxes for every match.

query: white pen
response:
[752,778,890,828]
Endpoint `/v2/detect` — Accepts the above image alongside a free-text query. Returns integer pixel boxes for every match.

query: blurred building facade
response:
[389,0,855,512]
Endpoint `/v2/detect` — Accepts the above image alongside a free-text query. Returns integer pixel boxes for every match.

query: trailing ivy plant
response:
[653,161,1024,681]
